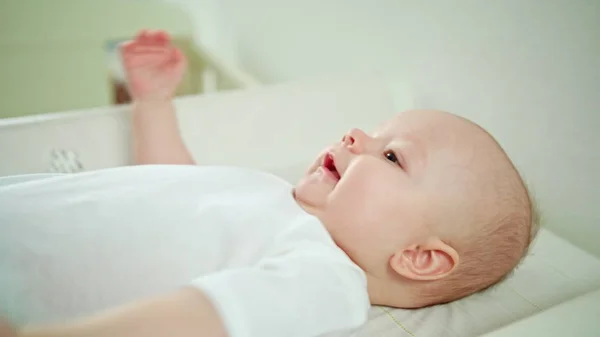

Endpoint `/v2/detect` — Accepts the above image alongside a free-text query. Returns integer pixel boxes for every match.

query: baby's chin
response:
[292,173,335,212]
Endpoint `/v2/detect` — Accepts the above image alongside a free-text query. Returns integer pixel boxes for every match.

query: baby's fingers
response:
[135,29,170,47]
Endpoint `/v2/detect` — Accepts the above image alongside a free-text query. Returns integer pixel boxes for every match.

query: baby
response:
[0,30,538,337]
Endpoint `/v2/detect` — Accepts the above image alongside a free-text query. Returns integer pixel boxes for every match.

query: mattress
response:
[347,228,600,337]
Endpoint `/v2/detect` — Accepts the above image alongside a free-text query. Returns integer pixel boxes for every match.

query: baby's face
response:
[294,110,489,275]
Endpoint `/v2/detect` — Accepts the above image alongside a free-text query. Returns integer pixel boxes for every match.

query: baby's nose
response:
[341,134,355,146]
[342,128,368,153]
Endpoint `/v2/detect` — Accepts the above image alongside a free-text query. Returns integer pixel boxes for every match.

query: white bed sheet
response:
[348,228,600,337]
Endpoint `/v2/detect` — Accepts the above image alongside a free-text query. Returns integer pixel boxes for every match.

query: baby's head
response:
[293,110,538,308]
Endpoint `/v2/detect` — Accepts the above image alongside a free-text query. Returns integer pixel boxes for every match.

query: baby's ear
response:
[389,238,459,281]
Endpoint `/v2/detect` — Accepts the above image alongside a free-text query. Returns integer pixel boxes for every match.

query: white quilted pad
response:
[347,229,600,337]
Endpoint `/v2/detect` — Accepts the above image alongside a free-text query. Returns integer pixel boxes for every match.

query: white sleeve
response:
[191,244,370,337]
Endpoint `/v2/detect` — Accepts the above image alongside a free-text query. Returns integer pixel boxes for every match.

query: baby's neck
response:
[366,274,419,308]
[291,189,420,308]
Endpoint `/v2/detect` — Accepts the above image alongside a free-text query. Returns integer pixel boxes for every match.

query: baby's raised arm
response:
[120,30,196,166]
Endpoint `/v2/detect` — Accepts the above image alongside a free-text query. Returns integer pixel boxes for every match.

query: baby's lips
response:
[327,148,348,178]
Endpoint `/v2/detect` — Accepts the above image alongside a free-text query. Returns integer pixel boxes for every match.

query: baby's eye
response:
[384,150,403,168]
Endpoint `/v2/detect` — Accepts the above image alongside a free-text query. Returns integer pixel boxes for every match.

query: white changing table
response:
[481,288,600,336]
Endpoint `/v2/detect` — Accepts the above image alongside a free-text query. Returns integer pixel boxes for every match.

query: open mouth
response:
[323,153,341,181]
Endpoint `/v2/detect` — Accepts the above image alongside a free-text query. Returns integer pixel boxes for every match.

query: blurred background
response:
[0,0,259,119]
[0,0,599,251]
[3,0,598,119]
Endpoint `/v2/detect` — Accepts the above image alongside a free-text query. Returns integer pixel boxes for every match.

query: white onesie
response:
[0,165,370,337]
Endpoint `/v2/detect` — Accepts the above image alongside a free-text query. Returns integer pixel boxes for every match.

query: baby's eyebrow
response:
[390,138,426,173]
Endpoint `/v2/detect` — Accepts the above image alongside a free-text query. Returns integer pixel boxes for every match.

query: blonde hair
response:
[419,164,541,306]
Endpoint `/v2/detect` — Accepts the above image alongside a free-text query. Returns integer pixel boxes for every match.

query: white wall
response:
[0,0,195,118]
[202,0,600,255]
[163,0,239,66]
